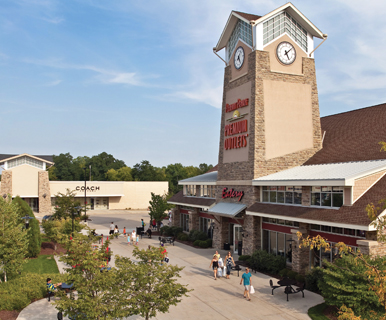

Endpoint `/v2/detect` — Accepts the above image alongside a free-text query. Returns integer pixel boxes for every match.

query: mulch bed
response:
[0,310,20,320]
[39,242,66,256]
[323,305,339,320]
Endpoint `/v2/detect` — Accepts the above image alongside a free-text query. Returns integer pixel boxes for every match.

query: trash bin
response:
[237,241,243,256]
[224,243,230,250]
[136,226,144,235]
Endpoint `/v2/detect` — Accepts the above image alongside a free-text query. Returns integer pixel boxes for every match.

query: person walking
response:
[109,222,114,235]
[114,225,119,239]
[225,252,235,279]
[152,219,156,230]
[141,219,145,227]
[127,234,131,246]
[213,250,220,260]
[240,267,252,301]
[131,230,136,245]
[209,255,219,280]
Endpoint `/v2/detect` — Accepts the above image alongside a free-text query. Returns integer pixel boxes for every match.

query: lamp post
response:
[72,206,82,237]
[21,215,34,229]
[83,167,87,220]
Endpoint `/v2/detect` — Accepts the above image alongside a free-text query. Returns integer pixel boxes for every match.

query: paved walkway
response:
[19,211,324,319]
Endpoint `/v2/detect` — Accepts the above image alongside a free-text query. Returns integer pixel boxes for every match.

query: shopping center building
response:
[0,154,168,213]
[168,3,386,273]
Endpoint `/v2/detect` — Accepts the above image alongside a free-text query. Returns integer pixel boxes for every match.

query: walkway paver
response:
[19,211,324,320]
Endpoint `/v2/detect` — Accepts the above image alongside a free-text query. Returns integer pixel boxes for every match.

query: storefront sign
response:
[222,187,244,201]
[75,186,100,192]
[226,98,249,113]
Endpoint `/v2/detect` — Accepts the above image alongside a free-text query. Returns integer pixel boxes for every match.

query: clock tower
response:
[213,3,327,199]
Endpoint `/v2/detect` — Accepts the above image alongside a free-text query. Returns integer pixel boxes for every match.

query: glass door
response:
[234,225,243,255]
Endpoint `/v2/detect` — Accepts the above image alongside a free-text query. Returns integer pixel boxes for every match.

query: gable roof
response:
[306,103,386,165]
[214,3,324,53]
[179,171,218,185]
[0,153,54,164]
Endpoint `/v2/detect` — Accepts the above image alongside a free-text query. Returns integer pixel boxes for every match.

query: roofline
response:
[252,2,324,39]
[246,210,372,231]
[179,181,217,185]
[0,153,54,165]
[167,201,214,210]
[252,179,348,187]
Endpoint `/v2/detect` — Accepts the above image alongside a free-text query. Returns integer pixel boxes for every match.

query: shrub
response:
[205,239,212,247]
[188,230,208,242]
[249,250,286,274]
[279,268,289,278]
[178,233,189,241]
[193,240,201,247]
[0,273,64,311]
[12,197,41,258]
[295,274,305,283]
[160,226,170,236]
[305,267,323,292]
[239,255,251,261]
[287,270,297,279]
[169,226,183,237]
[198,240,210,248]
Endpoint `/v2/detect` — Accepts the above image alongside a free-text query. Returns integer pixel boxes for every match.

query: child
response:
[123,227,126,237]
[136,235,139,245]
[127,235,130,246]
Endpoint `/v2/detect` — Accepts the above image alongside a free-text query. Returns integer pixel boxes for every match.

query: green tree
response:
[198,163,214,174]
[148,193,171,231]
[50,153,75,181]
[164,163,187,194]
[12,197,41,257]
[0,197,28,282]
[88,152,126,181]
[132,160,166,181]
[52,189,82,220]
[105,167,133,181]
[55,237,189,320]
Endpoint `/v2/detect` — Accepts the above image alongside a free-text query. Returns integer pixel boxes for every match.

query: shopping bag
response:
[223,267,227,277]
[250,285,255,294]
[217,267,223,277]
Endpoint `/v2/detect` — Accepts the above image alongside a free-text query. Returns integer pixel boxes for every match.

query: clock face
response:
[276,42,296,65]
[234,46,245,69]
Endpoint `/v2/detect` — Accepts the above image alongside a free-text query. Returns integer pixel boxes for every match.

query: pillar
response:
[291,224,310,275]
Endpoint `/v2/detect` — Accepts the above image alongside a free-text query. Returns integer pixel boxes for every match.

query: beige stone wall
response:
[302,186,311,206]
[357,239,386,257]
[0,170,12,198]
[38,171,51,214]
[243,215,261,255]
[291,225,310,275]
[353,170,386,202]
[10,165,41,197]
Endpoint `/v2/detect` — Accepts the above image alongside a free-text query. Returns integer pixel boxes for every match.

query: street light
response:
[72,206,82,237]
[21,215,35,229]
[82,167,87,220]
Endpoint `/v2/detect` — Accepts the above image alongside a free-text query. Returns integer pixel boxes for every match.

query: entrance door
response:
[234,225,243,255]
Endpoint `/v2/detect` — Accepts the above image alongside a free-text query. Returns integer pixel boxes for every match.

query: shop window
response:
[262,230,293,263]
[270,231,277,254]
[180,213,189,232]
[184,185,196,197]
[200,185,216,198]
[262,186,302,205]
[199,217,214,239]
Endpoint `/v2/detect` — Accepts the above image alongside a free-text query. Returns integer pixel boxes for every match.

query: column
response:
[243,215,261,255]
[291,224,310,275]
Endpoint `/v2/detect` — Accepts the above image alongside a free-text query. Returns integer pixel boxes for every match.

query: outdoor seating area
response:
[159,236,175,246]
[270,278,305,301]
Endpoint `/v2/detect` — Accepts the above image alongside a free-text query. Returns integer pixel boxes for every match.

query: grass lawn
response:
[22,255,59,275]
[308,303,329,320]
[40,234,50,242]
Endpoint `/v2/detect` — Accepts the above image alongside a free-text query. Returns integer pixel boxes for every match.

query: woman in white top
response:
[131,230,136,243]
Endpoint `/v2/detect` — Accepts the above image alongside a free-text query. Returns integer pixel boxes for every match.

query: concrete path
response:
[19,210,324,320]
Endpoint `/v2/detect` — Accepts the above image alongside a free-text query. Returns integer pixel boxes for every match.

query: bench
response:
[269,279,281,295]
[231,262,242,277]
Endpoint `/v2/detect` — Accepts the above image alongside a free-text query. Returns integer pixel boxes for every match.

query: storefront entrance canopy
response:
[208,202,246,218]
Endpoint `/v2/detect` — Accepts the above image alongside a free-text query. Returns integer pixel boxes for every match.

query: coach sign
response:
[75,186,100,192]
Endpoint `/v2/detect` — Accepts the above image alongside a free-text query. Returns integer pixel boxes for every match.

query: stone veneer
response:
[38,171,51,214]
[217,51,322,182]
[291,224,310,275]
[0,170,12,199]
[357,239,386,257]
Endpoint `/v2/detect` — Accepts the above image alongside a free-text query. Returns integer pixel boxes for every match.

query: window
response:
[262,229,293,263]
[8,156,44,169]
[262,186,302,205]
[200,185,216,198]
[311,224,366,238]
[184,185,196,196]
[180,213,189,232]
[226,19,253,61]
[263,11,308,52]
[262,217,299,227]
[311,186,343,208]
[199,217,214,239]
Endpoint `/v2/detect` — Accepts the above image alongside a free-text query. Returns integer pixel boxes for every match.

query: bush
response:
[305,267,323,292]
[177,233,189,241]
[249,250,286,274]
[0,273,64,311]
[205,239,212,247]
[12,197,41,258]
[239,255,251,261]
[193,240,201,247]
[188,230,208,242]
[287,270,297,279]
[295,274,305,283]
[279,268,289,278]
[160,226,170,236]
[169,226,183,237]
[198,240,210,248]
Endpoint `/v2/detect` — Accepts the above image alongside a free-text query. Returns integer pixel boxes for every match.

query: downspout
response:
[213,47,227,66]
[309,34,328,57]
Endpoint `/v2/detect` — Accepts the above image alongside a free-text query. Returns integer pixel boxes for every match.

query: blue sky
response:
[1,0,385,168]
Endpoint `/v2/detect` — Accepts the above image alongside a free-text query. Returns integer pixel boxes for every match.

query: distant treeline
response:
[48,152,213,194]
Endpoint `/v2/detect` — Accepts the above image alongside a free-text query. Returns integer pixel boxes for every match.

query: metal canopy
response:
[208,202,246,217]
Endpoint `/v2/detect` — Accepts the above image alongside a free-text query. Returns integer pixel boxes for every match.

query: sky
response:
[1,0,386,168]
